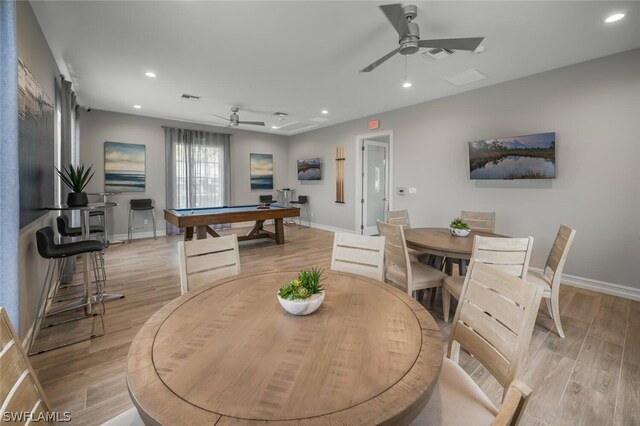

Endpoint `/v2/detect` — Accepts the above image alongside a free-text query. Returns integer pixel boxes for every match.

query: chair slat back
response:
[543,225,576,289]
[331,233,386,281]
[449,259,542,398]
[179,235,241,294]
[461,210,496,232]
[386,210,411,228]
[449,261,543,396]
[0,308,52,425]
[377,221,412,290]
[473,236,534,280]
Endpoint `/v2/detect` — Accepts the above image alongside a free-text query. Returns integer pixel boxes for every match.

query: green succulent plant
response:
[55,164,94,193]
[450,218,470,230]
[278,267,324,300]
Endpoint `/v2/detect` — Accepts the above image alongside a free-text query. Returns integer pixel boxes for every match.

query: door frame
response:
[354,129,394,234]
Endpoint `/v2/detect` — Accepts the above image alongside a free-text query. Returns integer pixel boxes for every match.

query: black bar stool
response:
[290,195,311,227]
[28,227,107,355]
[57,214,104,240]
[259,195,276,205]
[128,199,157,242]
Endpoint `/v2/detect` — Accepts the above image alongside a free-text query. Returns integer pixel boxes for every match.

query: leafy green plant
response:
[449,218,470,230]
[278,267,324,300]
[55,164,94,193]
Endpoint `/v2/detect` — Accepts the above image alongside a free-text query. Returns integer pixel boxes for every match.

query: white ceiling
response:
[31,1,640,135]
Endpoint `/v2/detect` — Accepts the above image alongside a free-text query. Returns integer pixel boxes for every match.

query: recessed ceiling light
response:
[145,71,157,78]
[604,13,625,23]
[271,125,279,129]
[402,81,412,88]
[133,105,142,109]
[321,109,329,115]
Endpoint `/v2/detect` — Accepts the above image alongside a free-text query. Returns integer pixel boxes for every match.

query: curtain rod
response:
[161,125,232,136]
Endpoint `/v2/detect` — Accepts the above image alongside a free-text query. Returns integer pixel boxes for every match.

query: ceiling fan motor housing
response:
[400,22,420,55]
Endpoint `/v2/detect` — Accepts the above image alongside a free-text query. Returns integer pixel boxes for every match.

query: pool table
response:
[164,205,300,244]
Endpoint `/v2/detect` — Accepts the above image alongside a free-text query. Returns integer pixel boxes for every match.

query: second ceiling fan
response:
[209,107,265,127]
[361,3,485,73]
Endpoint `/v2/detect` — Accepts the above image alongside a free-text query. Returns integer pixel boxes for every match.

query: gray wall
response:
[80,110,290,236]
[16,1,60,337]
[289,48,640,288]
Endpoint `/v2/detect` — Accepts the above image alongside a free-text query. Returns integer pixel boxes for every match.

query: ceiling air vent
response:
[444,69,487,87]
[421,48,454,61]
[180,94,201,101]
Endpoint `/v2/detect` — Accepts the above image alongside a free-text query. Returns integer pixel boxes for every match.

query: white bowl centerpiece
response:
[277,267,325,316]
[449,218,471,237]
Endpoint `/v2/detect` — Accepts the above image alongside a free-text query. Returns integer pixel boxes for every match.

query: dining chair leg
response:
[549,295,565,338]
[151,209,157,239]
[442,286,451,322]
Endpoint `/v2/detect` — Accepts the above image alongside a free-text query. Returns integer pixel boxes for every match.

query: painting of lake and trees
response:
[297,158,321,180]
[468,132,556,179]
[104,142,146,192]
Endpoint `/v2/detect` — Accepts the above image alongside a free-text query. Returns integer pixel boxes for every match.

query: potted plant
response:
[277,267,325,316]
[55,164,94,207]
[450,218,471,237]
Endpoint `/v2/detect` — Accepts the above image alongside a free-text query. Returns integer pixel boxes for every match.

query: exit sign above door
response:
[368,120,379,130]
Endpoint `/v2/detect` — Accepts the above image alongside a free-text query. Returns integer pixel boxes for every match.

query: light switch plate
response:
[408,188,417,194]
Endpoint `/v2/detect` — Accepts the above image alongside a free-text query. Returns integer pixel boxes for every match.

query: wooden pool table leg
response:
[185,227,194,241]
[274,218,285,245]
[196,226,208,240]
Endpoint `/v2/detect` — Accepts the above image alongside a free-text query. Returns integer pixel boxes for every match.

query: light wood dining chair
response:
[377,220,446,300]
[386,209,425,263]
[442,235,534,322]
[331,232,385,281]
[386,209,411,227]
[1,307,52,425]
[527,224,576,338]
[461,210,496,232]
[0,307,143,426]
[179,234,240,294]
[410,260,544,426]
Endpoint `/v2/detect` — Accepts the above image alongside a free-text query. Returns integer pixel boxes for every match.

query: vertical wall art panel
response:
[250,153,273,189]
[17,58,54,228]
[104,142,146,192]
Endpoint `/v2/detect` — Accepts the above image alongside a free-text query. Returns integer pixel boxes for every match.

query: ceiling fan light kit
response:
[361,3,485,73]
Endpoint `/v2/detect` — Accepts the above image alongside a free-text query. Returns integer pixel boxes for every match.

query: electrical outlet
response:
[144,219,149,225]
[397,187,407,195]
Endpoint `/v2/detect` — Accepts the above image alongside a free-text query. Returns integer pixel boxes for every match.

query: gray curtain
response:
[164,127,231,235]
[0,0,19,328]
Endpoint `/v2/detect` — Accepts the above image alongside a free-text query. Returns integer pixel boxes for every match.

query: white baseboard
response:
[110,230,167,242]
[530,267,640,301]
[308,222,356,234]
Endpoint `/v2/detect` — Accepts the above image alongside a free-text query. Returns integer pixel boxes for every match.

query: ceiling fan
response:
[361,3,485,72]
[209,107,265,127]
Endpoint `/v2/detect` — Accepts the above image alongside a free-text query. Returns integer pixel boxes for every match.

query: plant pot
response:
[450,227,470,237]
[67,192,89,207]
[277,291,325,316]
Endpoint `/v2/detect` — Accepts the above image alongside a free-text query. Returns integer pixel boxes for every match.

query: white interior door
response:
[361,139,389,235]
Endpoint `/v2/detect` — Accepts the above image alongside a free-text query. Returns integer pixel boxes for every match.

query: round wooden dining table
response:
[404,227,504,274]
[127,270,443,426]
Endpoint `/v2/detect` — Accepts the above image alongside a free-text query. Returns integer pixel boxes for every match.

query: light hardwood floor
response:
[28,226,639,425]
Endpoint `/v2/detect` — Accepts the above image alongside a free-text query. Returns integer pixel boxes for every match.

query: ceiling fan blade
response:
[360,47,401,72]
[379,4,410,38]
[418,37,485,51]
[208,113,230,121]
[238,121,265,126]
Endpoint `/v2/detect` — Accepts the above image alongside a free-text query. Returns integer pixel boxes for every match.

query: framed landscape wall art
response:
[297,158,321,180]
[104,142,146,192]
[468,132,556,180]
[250,153,274,189]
